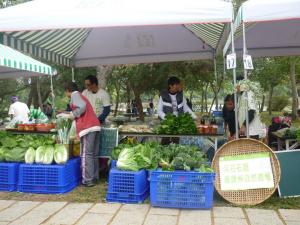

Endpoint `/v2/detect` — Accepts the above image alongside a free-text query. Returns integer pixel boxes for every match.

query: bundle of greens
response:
[114,142,213,173]
[116,142,161,171]
[155,113,197,135]
[56,117,72,144]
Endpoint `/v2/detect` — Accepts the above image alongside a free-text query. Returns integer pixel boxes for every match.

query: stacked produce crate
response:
[108,142,215,208]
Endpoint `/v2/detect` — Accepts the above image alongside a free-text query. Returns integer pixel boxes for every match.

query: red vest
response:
[71,93,100,137]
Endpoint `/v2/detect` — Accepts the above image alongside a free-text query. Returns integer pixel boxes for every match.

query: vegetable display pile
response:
[29,107,48,122]
[155,113,197,135]
[0,131,68,164]
[112,142,213,172]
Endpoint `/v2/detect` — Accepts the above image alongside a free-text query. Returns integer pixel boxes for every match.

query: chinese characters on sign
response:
[219,153,274,191]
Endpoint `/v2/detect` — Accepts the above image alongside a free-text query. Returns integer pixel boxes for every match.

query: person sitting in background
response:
[222,94,236,141]
[8,96,30,123]
[82,75,111,124]
[64,82,100,187]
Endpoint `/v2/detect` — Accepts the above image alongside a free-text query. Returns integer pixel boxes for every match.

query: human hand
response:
[239,126,246,136]
[228,135,235,141]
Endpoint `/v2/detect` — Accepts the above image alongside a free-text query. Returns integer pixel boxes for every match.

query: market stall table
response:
[118,131,224,151]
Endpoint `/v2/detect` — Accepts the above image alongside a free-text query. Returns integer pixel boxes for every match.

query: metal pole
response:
[230,14,239,139]
[214,54,218,111]
[50,74,55,117]
[242,22,250,138]
[71,67,75,82]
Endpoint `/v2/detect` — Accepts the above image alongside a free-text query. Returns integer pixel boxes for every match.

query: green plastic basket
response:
[99,128,118,157]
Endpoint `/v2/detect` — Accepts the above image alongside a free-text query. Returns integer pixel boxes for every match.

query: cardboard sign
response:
[243,54,254,70]
[226,53,236,69]
[219,153,274,191]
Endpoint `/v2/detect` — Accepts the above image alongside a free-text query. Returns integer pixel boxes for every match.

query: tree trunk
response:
[189,90,193,102]
[132,88,144,122]
[27,87,33,106]
[260,95,265,113]
[113,81,120,117]
[96,65,112,89]
[201,86,204,113]
[290,58,298,120]
[126,82,131,112]
[36,78,43,110]
[204,83,209,113]
[268,86,274,115]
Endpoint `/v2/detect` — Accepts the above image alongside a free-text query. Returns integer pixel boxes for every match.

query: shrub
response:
[271,96,290,111]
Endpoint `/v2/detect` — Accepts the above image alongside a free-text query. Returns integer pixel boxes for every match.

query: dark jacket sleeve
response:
[98,106,111,123]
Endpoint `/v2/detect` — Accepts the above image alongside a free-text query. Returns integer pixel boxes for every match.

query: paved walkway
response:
[0,200,299,225]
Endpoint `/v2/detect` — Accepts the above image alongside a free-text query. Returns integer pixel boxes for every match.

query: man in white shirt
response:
[82,75,111,124]
[157,76,197,120]
[8,96,30,123]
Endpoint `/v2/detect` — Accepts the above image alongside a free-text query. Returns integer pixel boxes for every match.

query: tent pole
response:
[242,22,250,138]
[230,14,239,140]
[214,53,218,111]
[72,67,75,82]
[50,74,55,116]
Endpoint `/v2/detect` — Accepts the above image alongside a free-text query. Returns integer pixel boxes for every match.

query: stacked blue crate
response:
[0,163,19,191]
[18,157,81,194]
[106,168,149,203]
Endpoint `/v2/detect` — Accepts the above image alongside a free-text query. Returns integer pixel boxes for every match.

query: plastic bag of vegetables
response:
[35,146,46,164]
[25,147,36,164]
[54,144,68,164]
[43,145,54,164]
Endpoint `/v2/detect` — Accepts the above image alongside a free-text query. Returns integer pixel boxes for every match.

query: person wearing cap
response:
[158,76,197,120]
[82,75,111,124]
[8,96,30,123]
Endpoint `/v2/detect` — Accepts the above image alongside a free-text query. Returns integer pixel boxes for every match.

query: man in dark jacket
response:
[157,76,196,120]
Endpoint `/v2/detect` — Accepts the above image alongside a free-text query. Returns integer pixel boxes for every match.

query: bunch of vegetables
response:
[56,117,72,144]
[0,131,68,164]
[155,113,197,135]
[29,106,48,122]
[112,142,213,172]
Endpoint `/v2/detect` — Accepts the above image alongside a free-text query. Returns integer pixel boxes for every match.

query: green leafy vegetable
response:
[155,113,197,135]
[54,144,68,164]
[25,147,36,164]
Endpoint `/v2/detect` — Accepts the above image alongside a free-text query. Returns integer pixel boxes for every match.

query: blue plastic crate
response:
[106,188,149,204]
[150,170,215,209]
[0,163,19,191]
[69,157,81,183]
[108,168,149,194]
[18,180,79,194]
[18,158,81,194]
[110,160,117,169]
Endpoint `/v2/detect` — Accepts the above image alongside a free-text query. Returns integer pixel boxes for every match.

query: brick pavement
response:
[0,200,299,225]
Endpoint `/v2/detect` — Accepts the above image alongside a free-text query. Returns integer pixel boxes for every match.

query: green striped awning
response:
[0,43,54,78]
[0,28,91,66]
[185,23,226,50]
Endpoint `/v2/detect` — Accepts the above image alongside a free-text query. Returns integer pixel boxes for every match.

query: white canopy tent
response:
[223,0,300,57]
[223,0,300,138]
[0,0,233,67]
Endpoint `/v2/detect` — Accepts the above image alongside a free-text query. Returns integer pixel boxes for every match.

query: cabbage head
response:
[117,148,140,171]
[25,147,35,164]
[35,146,45,163]
[43,145,54,164]
[54,144,68,164]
